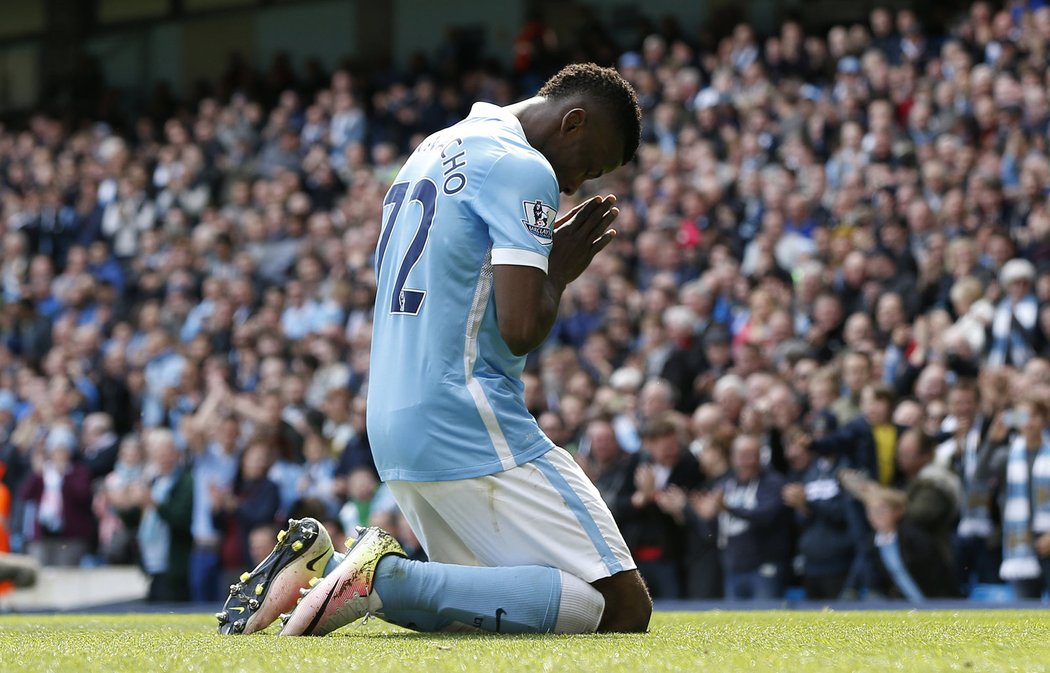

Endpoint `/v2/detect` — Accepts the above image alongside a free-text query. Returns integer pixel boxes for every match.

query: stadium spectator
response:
[893,429,963,576]
[94,434,144,564]
[811,384,901,485]
[575,419,634,513]
[827,352,869,424]
[117,429,193,602]
[682,430,731,598]
[337,465,379,535]
[936,379,1008,590]
[19,424,94,566]
[854,484,959,601]
[988,260,1043,368]
[538,410,575,455]
[247,523,279,567]
[1000,398,1050,599]
[2,0,1050,605]
[712,375,747,428]
[79,412,119,481]
[185,413,241,603]
[762,383,804,475]
[782,428,857,600]
[333,394,375,479]
[295,413,339,517]
[695,433,791,600]
[622,414,701,599]
[214,438,279,589]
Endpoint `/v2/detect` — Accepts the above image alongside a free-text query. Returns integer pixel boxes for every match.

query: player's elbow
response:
[499,321,539,357]
[507,343,533,357]
[502,332,536,357]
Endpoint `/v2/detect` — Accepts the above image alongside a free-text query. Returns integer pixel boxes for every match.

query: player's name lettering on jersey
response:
[416,132,468,195]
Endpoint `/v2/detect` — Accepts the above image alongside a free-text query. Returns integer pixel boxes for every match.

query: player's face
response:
[552,108,623,196]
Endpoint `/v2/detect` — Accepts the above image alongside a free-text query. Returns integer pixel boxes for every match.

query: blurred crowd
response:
[2,0,1050,604]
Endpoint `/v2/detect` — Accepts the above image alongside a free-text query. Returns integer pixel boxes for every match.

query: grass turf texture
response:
[1,611,1048,673]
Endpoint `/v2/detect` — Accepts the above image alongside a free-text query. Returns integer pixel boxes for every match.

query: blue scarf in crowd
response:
[987,295,1038,368]
[938,419,993,539]
[1000,433,1050,580]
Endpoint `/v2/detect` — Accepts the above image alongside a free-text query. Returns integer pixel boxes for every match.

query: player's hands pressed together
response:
[492,194,619,356]
[547,194,619,289]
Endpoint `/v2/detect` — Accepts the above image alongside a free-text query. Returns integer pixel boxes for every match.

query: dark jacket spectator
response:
[936,379,1007,589]
[861,486,960,600]
[895,428,962,583]
[811,384,902,485]
[782,432,858,600]
[677,428,733,599]
[20,426,95,565]
[696,434,791,600]
[1,299,52,370]
[620,415,702,599]
[96,350,137,437]
[79,413,120,481]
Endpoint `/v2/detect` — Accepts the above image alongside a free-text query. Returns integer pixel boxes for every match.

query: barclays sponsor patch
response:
[521,200,556,245]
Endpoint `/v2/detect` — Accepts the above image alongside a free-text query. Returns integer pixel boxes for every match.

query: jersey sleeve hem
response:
[491,247,549,274]
[375,440,556,482]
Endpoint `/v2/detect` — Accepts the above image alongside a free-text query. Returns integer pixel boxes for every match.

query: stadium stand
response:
[1,0,1049,605]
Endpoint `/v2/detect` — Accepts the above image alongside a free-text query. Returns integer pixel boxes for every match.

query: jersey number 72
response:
[376,178,438,316]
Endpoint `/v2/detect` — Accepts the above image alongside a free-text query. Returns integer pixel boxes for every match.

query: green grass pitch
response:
[1,611,1048,673]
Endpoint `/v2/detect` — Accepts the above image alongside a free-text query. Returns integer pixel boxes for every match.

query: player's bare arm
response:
[494,194,619,356]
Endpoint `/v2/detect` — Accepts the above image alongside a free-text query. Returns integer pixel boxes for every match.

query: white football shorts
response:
[387,446,636,583]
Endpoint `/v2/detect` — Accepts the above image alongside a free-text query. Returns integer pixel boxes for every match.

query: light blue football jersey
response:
[367,102,560,482]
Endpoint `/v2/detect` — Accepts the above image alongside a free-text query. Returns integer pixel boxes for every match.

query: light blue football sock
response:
[372,556,563,633]
[322,551,344,577]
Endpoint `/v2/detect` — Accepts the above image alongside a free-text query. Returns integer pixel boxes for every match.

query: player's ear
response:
[560,108,587,136]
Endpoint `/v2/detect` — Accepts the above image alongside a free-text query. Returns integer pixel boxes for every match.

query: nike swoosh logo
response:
[495,608,506,633]
[230,607,245,613]
[303,584,337,636]
[306,551,328,572]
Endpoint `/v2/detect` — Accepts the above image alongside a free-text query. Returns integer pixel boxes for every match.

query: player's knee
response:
[594,570,652,633]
